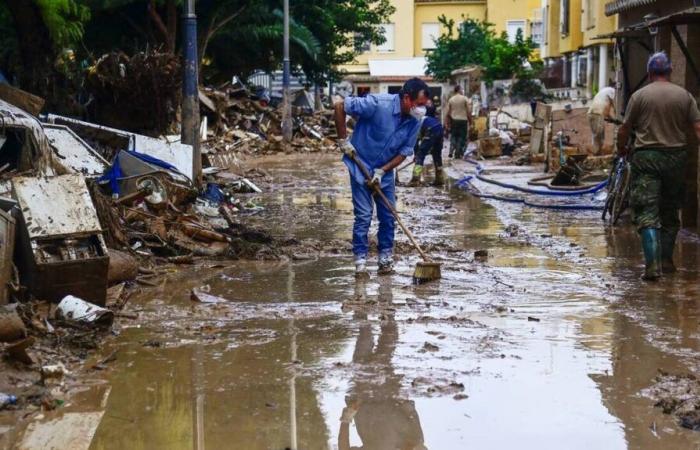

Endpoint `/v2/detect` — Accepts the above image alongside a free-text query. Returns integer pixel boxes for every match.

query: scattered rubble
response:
[643,372,700,431]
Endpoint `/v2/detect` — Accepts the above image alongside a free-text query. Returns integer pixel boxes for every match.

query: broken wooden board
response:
[0,84,45,116]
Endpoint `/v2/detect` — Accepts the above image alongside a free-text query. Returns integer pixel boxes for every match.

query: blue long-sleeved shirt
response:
[343,94,421,185]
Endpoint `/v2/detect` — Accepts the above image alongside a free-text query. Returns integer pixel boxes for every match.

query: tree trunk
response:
[5,0,56,99]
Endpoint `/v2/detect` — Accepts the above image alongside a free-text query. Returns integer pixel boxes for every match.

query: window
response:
[353,33,370,53]
[560,0,570,35]
[531,21,543,48]
[376,23,395,52]
[422,23,440,50]
[506,20,526,44]
[585,0,597,29]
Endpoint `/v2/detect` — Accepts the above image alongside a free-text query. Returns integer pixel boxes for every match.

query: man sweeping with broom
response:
[334,78,429,277]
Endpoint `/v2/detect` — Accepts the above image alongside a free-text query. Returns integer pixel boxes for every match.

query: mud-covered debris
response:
[0,308,27,342]
[474,249,488,261]
[643,372,700,431]
[41,363,67,382]
[191,286,229,304]
[422,342,440,352]
[504,224,521,237]
[55,295,115,328]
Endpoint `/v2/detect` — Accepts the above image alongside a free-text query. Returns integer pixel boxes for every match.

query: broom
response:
[349,153,442,283]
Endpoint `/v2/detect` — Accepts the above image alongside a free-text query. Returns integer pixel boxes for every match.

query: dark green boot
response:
[660,230,677,273]
[408,165,423,187]
[640,228,661,281]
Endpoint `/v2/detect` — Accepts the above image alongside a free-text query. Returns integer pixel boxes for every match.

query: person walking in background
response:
[445,85,472,159]
[409,99,445,187]
[617,52,700,281]
[587,86,616,154]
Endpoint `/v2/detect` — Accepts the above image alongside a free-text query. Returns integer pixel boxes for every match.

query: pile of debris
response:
[86,51,182,135]
[0,84,289,418]
[199,78,336,164]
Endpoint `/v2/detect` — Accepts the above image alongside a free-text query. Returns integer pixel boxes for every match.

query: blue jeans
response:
[350,174,396,260]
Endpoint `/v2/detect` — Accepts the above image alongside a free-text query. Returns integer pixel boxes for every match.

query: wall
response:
[338,0,415,75]
[413,1,487,56]
[487,0,540,38]
[582,0,616,47]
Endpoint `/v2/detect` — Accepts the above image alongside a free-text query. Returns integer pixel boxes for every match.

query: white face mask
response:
[409,106,426,121]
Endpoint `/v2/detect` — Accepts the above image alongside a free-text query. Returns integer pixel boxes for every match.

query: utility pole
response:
[182,0,202,186]
[281,0,293,142]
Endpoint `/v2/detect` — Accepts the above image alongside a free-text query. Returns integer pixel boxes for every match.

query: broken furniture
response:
[12,175,109,306]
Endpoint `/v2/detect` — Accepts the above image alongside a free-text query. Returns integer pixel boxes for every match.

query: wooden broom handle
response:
[350,153,430,261]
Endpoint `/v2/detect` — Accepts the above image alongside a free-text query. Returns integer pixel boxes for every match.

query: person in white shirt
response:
[587,86,616,154]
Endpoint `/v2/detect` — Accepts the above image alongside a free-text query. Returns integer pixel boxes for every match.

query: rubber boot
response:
[433,167,446,186]
[640,228,661,281]
[408,165,423,187]
[660,230,677,273]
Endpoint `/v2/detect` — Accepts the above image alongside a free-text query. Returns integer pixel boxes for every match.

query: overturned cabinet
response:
[12,175,108,305]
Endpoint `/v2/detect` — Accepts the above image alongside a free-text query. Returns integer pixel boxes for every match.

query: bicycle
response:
[601,117,631,226]
[602,154,631,225]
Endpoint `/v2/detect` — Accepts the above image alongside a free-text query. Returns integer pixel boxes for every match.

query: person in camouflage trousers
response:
[618,52,700,281]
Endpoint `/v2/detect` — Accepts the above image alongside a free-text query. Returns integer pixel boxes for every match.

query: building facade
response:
[539,0,617,98]
[604,0,700,228]
[339,0,546,98]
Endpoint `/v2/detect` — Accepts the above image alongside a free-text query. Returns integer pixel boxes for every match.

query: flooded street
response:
[12,154,700,450]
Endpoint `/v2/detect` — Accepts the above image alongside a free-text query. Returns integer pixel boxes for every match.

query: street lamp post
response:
[182,0,202,186]
[282,0,293,142]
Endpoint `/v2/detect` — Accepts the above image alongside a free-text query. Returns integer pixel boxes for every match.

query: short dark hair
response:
[400,78,429,101]
[454,85,462,93]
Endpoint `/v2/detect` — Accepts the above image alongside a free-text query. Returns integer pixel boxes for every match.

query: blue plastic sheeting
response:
[99,150,184,195]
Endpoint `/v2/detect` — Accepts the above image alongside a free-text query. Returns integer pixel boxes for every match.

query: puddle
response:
[9,154,700,449]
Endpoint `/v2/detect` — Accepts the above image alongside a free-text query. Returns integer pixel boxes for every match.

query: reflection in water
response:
[340,279,426,450]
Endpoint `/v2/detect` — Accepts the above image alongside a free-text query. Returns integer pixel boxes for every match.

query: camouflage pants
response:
[449,119,468,158]
[630,148,687,233]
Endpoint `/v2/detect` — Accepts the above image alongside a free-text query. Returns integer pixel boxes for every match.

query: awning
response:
[592,28,648,39]
[605,0,657,16]
[646,7,700,26]
[368,57,427,77]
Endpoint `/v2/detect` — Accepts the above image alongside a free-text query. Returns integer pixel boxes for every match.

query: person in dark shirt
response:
[409,100,445,186]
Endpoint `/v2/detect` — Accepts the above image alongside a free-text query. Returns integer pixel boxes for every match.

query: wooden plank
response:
[0,84,45,116]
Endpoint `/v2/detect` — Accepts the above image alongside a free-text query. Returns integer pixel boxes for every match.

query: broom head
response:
[412,261,442,284]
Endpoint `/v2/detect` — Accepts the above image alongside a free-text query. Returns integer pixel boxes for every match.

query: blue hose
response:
[464,158,608,196]
[456,163,606,211]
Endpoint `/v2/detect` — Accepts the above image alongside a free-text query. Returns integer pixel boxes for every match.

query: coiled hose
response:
[456,158,607,211]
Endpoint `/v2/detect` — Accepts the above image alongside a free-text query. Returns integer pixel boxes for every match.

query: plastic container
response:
[0,393,17,409]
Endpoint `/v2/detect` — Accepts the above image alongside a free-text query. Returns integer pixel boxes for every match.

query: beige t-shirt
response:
[447,93,470,121]
[624,81,700,149]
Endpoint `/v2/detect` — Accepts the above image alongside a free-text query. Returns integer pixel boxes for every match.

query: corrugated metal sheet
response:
[605,0,657,16]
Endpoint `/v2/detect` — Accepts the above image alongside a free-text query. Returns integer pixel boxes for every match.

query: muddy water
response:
[14,155,700,450]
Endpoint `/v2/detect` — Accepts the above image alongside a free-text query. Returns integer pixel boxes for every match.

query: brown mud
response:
[2,153,700,449]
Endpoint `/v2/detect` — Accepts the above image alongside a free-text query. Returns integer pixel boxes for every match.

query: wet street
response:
[11,154,700,450]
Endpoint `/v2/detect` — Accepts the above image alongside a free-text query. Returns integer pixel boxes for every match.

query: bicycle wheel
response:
[602,166,619,222]
[611,163,631,225]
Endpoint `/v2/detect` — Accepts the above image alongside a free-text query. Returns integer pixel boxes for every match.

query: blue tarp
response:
[99,150,184,195]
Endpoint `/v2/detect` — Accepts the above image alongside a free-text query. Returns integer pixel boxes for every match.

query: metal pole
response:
[182,0,202,186]
[282,0,293,142]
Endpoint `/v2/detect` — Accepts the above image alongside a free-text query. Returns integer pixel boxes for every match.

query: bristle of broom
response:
[412,262,442,284]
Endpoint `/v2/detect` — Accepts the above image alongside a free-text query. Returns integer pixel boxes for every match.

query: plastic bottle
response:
[0,393,17,409]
